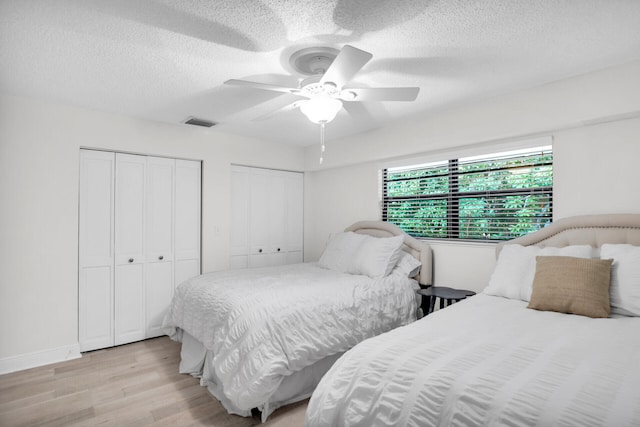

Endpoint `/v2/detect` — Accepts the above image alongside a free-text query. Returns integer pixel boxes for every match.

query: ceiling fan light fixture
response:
[299,97,343,124]
[322,81,337,91]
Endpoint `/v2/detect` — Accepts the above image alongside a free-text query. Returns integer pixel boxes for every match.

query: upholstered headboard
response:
[345,220,433,286]
[496,214,640,257]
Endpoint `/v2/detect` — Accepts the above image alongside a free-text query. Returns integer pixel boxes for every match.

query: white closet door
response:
[231,166,304,269]
[230,166,250,269]
[145,157,174,338]
[114,153,146,345]
[175,159,201,286]
[267,172,287,266]
[285,172,304,262]
[79,150,115,352]
[248,169,271,268]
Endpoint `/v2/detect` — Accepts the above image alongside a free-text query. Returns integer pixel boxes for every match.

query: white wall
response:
[303,162,381,259]
[304,60,640,293]
[3,59,640,372]
[303,60,640,171]
[553,118,640,218]
[0,94,304,370]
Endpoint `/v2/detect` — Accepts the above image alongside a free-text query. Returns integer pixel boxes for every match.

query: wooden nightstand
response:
[417,286,476,315]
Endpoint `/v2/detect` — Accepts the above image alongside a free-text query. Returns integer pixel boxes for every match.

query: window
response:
[382,146,553,241]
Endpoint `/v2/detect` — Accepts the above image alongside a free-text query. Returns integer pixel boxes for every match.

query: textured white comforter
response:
[307,293,640,427]
[162,262,418,411]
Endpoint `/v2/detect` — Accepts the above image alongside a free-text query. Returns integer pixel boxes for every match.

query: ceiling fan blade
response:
[224,79,300,95]
[252,101,302,121]
[342,87,420,102]
[320,45,373,88]
[342,101,375,121]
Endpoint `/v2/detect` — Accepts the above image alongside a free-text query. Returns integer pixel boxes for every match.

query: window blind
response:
[382,146,553,241]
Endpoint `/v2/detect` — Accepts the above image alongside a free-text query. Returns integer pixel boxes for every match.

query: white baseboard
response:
[0,344,82,375]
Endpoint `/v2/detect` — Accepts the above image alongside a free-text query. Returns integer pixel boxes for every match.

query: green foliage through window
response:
[382,146,553,241]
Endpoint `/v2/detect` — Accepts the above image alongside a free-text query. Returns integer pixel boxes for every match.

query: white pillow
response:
[483,244,593,301]
[393,251,422,278]
[600,244,640,316]
[318,232,368,273]
[350,234,405,278]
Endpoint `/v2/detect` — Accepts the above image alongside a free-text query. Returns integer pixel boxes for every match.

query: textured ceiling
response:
[1,0,640,146]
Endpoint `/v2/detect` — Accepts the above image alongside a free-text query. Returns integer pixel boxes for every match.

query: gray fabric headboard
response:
[345,220,433,286]
[495,214,640,257]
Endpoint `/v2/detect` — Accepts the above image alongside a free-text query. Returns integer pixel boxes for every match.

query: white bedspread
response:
[162,262,417,412]
[307,293,640,427]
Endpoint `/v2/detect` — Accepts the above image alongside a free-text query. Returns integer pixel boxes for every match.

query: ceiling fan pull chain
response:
[319,121,326,164]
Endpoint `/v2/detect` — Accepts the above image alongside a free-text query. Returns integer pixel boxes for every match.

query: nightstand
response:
[417,286,476,315]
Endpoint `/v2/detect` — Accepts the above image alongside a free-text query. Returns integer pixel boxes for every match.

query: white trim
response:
[421,239,496,248]
[0,343,82,375]
[79,146,202,163]
[231,163,305,174]
[380,136,553,170]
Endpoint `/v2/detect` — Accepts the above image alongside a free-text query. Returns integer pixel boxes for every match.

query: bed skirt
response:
[176,329,342,422]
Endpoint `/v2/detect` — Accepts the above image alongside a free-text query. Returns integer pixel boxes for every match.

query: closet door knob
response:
[277,248,281,252]
[258,249,263,253]
[128,258,134,263]
[158,255,164,260]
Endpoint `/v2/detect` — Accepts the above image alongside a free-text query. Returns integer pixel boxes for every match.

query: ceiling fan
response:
[224,45,420,163]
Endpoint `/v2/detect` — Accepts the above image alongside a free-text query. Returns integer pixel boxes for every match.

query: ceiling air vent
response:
[183,117,217,128]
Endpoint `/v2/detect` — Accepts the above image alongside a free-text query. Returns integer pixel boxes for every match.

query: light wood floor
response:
[0,337,307,426]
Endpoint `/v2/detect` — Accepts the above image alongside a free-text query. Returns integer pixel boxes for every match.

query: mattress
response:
[163,262,419,418]
[306,293,640,427]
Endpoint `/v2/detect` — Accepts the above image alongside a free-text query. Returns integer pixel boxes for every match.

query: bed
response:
[162,220,432,421]
[306,214,640,427]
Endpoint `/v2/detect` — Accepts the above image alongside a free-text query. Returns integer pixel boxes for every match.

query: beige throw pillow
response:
[528,256,612,318]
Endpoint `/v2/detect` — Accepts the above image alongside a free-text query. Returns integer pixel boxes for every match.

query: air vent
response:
[183,117,217,128]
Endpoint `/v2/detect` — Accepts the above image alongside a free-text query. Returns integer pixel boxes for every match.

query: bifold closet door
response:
[248,168,272,268]
[145,157,175,338]
[78,150,115,352]
[267,172,287,266]
[285,172,304,264]
[174,159,201,287]
[230,165,303,269]
[114,153,146,346]
[229,166,250,269]
[80,150,202,351]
